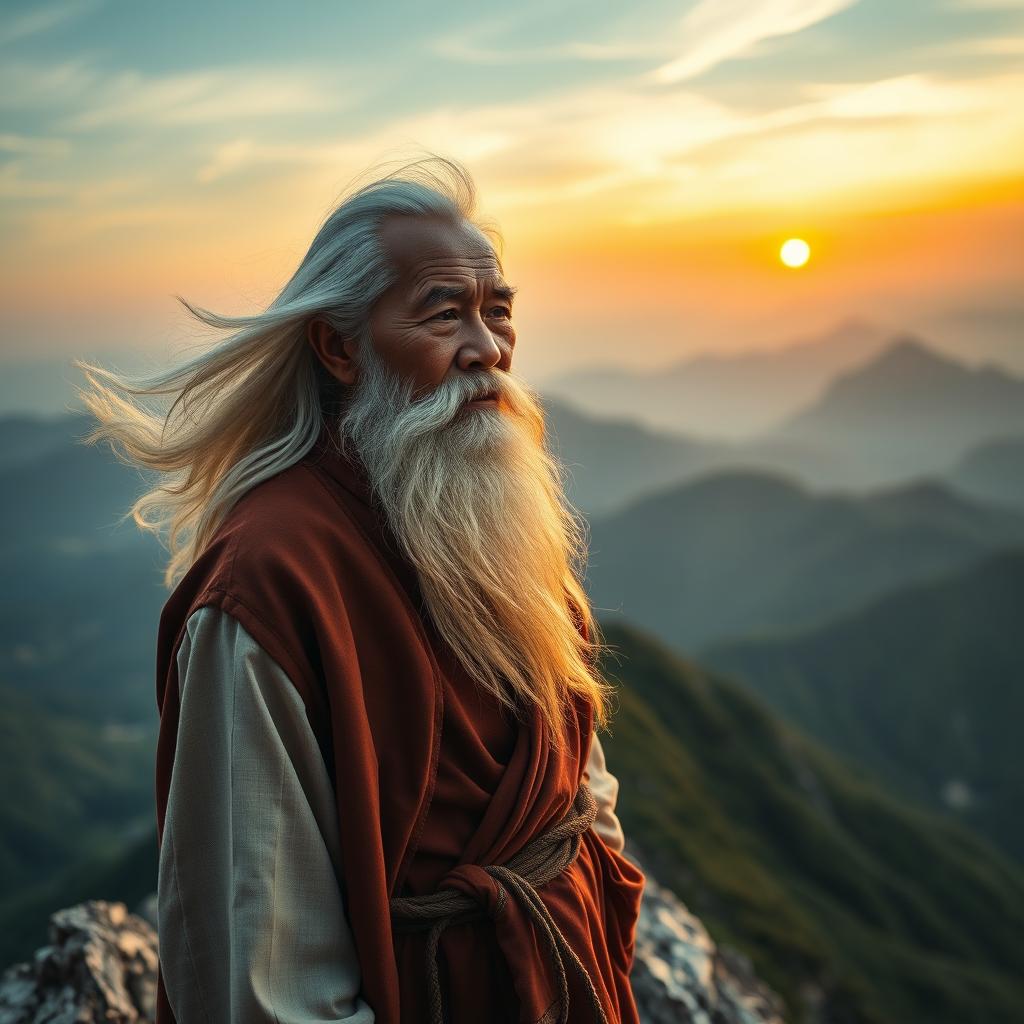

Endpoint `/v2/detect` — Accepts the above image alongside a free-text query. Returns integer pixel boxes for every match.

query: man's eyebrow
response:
[413,281,518,312]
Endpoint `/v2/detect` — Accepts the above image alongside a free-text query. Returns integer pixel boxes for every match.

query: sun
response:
[780,238,811,268]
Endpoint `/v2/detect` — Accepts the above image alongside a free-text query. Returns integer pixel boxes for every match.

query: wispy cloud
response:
[957,36,1024,56]
[952,0,1024,8]
[802,73,995,118]
[0,0,105,47]
[65,65,355,128]
[0,133,71,158]
[0,55,361,128]
[183,63,1023,217]
[432,0,859,76]
[0,163,71,200]
[0,57,100,110]
[431,36,665,65]
[650,0,858,84]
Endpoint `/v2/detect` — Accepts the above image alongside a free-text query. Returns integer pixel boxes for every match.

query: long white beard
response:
[334,333,591,735]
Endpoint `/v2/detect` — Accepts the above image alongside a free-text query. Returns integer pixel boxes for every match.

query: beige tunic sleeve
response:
[583,732,627,854]
[157,604,375,1023]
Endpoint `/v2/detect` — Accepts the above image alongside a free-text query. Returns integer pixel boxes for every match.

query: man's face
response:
[366,215,517,406]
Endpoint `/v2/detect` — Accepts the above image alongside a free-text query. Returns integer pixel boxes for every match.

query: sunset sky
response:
[2,0,1022,388]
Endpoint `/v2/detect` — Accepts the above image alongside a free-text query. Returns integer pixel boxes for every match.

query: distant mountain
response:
[0,412,96,472]
[542,318,891,439]
[543,398,724,516]
[599,620,1024,1024]
[0,350,157,418]
[0,829,158,974]
[0,419,168,724]
[946,434,1024,511]
[0,416,166,926]
[544,397,884,514]
[919,301,1024,375]
[0,683,154,914]
[0,435,154,557]
[585,468,1024,651]
[5,620,1023,1023]
[0,358,87,418]
[767,337,1024,484]
[4,413,1024,1022]
[702,548,1024,862]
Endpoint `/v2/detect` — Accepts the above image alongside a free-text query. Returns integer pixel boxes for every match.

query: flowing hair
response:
[73,152,614,743]
[73,154,494,588]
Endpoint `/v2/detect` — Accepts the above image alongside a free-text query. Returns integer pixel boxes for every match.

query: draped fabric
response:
[154,421,646,1023]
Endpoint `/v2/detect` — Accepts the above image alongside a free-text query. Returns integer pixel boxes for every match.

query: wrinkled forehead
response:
[378,214,501,287]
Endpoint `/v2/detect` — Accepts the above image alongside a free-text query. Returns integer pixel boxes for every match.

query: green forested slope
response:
[703,548,1024,860]
[597,619,1024,1024]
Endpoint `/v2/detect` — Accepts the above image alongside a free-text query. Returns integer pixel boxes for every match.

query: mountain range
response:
[584,467,1024,652]
[947,433,1024,512]
[4,618,1022,1023]
[702,547,1024,863]
[542,318,892,439]
[547,334,1024,504]
[594,620,1024,1023]
[767,336,1024,484]
[2,352,1023,1024]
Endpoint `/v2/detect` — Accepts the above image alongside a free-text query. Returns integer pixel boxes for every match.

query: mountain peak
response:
[826,333,971,394]
[875,333,952,369]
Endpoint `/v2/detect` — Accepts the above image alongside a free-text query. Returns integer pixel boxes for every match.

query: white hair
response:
[73,154,501,587]
[75,152,615,745]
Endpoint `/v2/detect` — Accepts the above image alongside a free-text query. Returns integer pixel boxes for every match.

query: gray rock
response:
[630,869,787,1024]
[0,899,157,1024]
[0,866,785,1023]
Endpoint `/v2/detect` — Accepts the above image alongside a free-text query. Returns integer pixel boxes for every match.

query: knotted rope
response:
[390,781,610,1024]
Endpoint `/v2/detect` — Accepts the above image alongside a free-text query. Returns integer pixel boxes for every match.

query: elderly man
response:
[81,156,645,1024]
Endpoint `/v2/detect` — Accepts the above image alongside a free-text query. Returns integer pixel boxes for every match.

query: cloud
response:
[0,133,71,158]
[956,36,1024,56]
[0,54,362,129]
[951,0,1024,7]
[0,0,104,47]
[0,57,100,110]
[431,36,666,65]
[803,73,995,118]
[432,0,859,76]
[64,65,355,129]
[0,162,71,199]
[183,64,1023,220]
[650,0,858,84]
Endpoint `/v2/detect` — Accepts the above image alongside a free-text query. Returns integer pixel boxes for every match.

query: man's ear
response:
[307,318,359,386]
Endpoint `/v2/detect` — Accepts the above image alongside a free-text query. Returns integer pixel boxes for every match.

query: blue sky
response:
[2,0,1022,385]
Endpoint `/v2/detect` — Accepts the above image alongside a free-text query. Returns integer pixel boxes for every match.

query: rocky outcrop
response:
[0,899,158,1024]
[0,864,785,1023]
[630,873,786,1024]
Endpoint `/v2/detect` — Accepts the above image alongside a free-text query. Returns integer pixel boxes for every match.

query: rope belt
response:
[389,780,610,1024]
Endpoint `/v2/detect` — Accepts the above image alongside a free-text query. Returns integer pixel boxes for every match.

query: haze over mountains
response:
[946,435,1024,512]
[547,333,1024,502]
[544,318,894,440]
[768,337,1024,484]
[548,317,909,434]
[2,319,1023,1022]
[585,469,1024,651]
[545,397,857,516]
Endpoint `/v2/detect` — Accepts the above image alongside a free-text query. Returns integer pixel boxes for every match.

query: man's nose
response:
[455,316,504,371]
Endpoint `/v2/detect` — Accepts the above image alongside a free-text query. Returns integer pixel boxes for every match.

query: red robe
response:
[154,422,646,1023]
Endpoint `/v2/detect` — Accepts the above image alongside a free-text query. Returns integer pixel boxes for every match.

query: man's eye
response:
[489,306,512,318]
[433,309,458,320]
